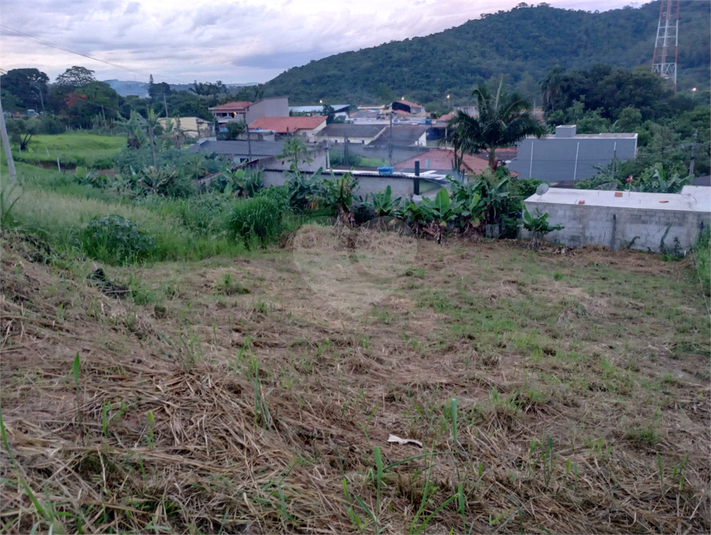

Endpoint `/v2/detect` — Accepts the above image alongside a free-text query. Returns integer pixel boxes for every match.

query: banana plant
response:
[223,169,263,197]
[637,163,690,193]
[450,177,486,234]
[317,172,359,227]
[363,185,403,218]
[406,188,461,243]
[135,166,180,196]
[523,207,563,248]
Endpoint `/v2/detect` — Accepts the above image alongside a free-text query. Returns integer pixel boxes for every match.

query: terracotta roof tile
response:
[394,149,489,174]
[209,101,252,112]
[249,116,326,134]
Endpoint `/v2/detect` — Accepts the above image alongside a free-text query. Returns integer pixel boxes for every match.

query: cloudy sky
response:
[1,0,638,85]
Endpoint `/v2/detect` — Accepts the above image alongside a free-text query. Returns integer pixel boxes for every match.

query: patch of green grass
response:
[7,187,246,263]
[358,157,389,168]
[12,133,125,169]
[693,228,710,297]
[625,426,660,447]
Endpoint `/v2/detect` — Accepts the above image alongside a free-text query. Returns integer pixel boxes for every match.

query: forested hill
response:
[262,0,710,107]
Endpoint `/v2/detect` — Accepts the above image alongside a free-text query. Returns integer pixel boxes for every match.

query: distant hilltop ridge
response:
[103,80,258,97]
[262,0,710,106]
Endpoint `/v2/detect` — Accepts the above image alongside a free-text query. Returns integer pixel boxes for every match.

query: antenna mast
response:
[651,0,679,93]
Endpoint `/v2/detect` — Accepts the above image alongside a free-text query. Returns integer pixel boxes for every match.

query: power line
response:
[0,24,185,85]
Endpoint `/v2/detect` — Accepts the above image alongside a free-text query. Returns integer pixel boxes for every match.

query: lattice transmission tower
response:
[651,0,679,92]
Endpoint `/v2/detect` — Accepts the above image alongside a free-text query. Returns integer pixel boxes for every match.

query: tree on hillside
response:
[190,81,226,106]
[449,79,543,168]
[0,68,49,112]
[55,66,96,89]
[541,66,566,114]
[149,82,171,101]
[323,105,336,124]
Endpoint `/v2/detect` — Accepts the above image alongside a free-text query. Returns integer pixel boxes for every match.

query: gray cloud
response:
[123,2,140,15]
[1,0,635,84]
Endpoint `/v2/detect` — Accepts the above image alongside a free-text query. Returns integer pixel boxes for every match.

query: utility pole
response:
[388,112,393,166]
[688,129,698,177]
[246,123,252,161]
[0,85,17,183]
[31,80,45,114]
[163,94,169,117]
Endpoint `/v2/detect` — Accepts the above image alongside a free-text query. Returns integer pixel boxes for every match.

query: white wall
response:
[523,200,710,253]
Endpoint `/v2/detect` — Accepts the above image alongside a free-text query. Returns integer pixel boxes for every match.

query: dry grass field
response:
[1,226,709,534]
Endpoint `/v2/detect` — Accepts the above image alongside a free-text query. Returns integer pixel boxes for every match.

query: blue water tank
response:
[378,166,394,176]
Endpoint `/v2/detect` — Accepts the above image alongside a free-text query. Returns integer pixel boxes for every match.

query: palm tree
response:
[541,66,566,114]
[470,79,543,168]
[445,79,542,170]
[442,111,480,175]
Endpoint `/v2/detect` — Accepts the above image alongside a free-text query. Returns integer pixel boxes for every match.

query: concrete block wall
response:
[261,169,416,199]
[250,150,328,173]
[523,201,710,252]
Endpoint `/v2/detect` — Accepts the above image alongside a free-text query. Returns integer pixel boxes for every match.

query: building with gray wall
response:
[245,97,290,125]
[508,125,637,183]
[187,139,326,171]
[523,186,710,253]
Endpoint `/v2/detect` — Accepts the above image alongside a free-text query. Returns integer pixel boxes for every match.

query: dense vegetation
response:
[0,66,222,130]
[263,1,710,107]
[537,64,710,178]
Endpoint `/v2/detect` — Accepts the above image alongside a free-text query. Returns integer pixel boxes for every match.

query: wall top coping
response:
[525,188,710,213]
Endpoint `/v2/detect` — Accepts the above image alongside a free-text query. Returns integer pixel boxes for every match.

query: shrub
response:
[512,178,545,199]
[257,186,291,214]
[38,114,65,135]
[79,214,157,264]
[230,197,284,246]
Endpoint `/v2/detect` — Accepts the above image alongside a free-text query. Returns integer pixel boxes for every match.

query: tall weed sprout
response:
[230,196,285,247]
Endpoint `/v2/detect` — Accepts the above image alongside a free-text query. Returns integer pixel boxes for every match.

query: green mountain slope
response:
[263,1,710,107]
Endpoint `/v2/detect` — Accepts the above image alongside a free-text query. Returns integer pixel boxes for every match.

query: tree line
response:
[0,66,270,133]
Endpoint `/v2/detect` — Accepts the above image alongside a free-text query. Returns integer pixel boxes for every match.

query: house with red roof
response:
[249,116,327,142]
[209,101,252,122]
[210,97,291,126]
[394,148,491,176]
